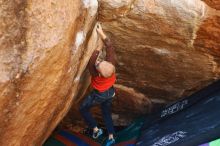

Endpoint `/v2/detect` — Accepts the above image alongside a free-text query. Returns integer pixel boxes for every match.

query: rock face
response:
[98,0,220,103]
[63,0,220,131]
[202,0,220,10]
[0,0,100,145]
[0,0,220,145]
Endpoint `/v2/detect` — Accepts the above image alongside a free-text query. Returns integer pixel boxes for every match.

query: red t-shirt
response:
[91,74,116,92]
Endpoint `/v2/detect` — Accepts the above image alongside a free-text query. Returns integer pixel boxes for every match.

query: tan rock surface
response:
[98,0,220,103]
[0,0,99,145]
[60,0,220,133]
[0,0,220,145]
[202,0,220,10]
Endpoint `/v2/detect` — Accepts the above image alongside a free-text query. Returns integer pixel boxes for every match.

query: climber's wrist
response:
[96,45,102,51]
[101,33,107,40]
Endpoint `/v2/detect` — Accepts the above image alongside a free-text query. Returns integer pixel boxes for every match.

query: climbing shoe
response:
[92,128,103,139]
[105,138,115,146]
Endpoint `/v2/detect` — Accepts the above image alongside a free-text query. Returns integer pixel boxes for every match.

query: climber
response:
[79,23,117,146]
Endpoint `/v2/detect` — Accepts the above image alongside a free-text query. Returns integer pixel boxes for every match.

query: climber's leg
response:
[79,91,97,129]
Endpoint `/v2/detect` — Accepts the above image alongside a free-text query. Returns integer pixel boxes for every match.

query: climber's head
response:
[96,61,115,78]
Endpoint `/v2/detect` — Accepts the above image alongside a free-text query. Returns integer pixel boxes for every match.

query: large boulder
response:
[98,0,220,105]
[0,0,220,145]
[0,0,100,145]
[62,0,220,130]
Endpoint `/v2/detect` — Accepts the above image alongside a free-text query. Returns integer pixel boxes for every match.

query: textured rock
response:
[98,0,220,102]
[202,0,220,10]
[0,0,99,145]
[1,0,220,145]
[56,0,220,133]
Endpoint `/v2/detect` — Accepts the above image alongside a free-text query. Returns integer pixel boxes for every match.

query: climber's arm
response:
[104,38,116,66]
[96,24,116,66]
[88,50,99,77]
